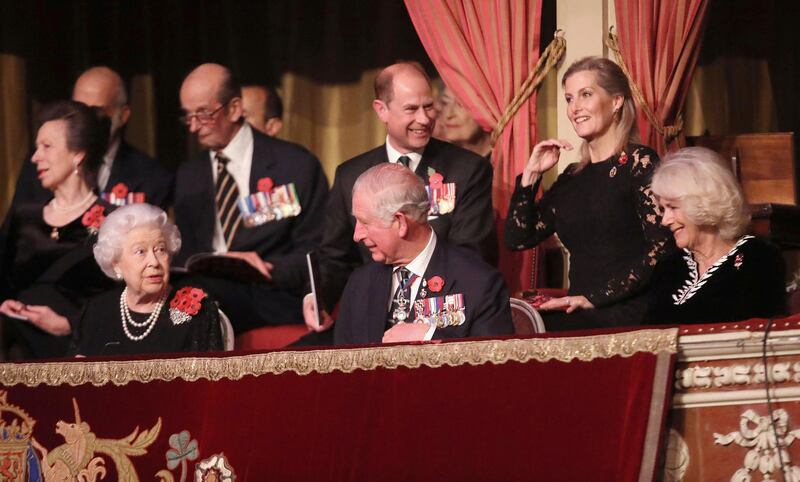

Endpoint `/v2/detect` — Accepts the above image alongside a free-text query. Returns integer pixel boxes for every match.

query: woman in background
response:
[439,85,492,158]
[0,100,115,358]
[505,56,673,330]
[647,147,785,324]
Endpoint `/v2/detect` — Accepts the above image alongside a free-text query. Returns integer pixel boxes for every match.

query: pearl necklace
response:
[119,287,167,342]
[50,191,96,213]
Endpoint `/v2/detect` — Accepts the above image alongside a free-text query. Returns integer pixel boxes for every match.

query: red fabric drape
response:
[404,0,542,294]
[614,0,711,154]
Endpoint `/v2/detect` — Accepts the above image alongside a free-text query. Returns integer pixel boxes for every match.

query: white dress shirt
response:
[210,123,254,253]
[389,230,438,340]
[385,136,424,173]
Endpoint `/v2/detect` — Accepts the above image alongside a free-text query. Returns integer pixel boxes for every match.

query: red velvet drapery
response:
[404,0,543,294]
[613,0,711,154]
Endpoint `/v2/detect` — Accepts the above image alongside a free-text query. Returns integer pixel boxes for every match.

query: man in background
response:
[242,84,284,137]
[175,63,328,332]
[319,62,496,312]
[11,66,173,210]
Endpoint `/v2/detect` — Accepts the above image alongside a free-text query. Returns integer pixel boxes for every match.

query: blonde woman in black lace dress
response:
[505,57,673,330]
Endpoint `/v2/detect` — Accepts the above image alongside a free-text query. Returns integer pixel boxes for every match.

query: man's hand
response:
[382,323,430,343]
[19,305,71,336]
[302,293,334,332]
[539,295,594,314]
[224,251,274,280]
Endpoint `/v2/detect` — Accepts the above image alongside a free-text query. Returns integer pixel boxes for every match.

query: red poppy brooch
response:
[112,182,129,198]
[609,152,628,178]
[429,172,444,190]
[257,177,274,193]
[81,204,106,235]
[169,287,207,325]
[426,171,456,216]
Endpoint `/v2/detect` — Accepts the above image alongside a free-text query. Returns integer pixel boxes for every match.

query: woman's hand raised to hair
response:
[521,139,574,187]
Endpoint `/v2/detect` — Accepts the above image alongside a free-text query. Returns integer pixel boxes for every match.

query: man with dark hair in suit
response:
[175,63,328,331]
[10,66,174,210]
[242,85,284,137]
[305,163,512,345]
[320,62,496,312]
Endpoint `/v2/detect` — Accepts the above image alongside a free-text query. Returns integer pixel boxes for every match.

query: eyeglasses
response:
[179,100,230,126]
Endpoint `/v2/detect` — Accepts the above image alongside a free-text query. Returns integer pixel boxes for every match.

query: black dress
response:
[647,236,786,325]
[70,285,224,356]
[505,144,673,330]
[0,199,116,358]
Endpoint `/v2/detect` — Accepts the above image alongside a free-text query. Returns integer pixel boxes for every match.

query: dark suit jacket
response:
[334,239,513,345]
[11,141,174,211]
[320,138,495,309]
[173,128,329,291]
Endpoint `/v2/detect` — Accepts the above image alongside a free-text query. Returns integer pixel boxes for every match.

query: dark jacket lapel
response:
[247,130,277,193]
[367,263,393,342]
[195,151,217,251]
[419,238,457,299]
[416,138,444,185]
[105,141,135,192]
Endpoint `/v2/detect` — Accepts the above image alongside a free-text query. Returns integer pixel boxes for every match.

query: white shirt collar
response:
[211,122,252,166]
[385,136,424,173]
[400,230,437,279]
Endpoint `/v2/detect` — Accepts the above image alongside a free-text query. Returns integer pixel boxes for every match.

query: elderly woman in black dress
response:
[0,100,115,358]
[505,56,673,330]
[70,203,224,356]
[647,147,786,324]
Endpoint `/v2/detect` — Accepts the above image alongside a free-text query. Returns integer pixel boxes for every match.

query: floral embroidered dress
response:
[647,236,786,325]
[70,285,223,356]
[0,199,116,359]
[505,144,673,329]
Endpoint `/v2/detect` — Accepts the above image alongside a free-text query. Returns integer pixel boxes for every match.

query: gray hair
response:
[652,147,750,241]
[352,163,430,225]
[93,203,182,279]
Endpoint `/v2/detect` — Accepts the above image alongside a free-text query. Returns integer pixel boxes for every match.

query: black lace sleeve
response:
[504,166,576,251]
[585,146,674,306]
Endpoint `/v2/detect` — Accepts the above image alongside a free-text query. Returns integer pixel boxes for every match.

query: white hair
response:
[352,163,430,225]
[652,147,750,241]
[93,203,181,279]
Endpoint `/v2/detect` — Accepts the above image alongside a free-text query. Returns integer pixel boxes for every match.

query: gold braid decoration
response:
[606,27,683,145]
[0,328,678,387]
[490,30,567,147]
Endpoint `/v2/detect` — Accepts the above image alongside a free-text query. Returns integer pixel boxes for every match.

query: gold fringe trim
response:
[0,328,677,387]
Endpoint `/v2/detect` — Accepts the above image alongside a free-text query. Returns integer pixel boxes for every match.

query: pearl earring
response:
[115,271,123,280]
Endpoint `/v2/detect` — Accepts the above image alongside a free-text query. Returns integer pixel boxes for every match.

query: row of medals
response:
[392,292,466,328]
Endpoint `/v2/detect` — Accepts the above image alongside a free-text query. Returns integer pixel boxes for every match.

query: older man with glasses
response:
[173,63,329,334]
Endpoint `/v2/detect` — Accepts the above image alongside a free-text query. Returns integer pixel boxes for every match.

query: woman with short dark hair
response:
[0,100,115,358]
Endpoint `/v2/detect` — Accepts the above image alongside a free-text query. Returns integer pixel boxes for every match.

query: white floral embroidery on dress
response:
[671,235,753,305]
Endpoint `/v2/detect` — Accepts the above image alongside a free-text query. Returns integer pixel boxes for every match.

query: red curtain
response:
[614,0,711,154]
[404,0,543,294]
